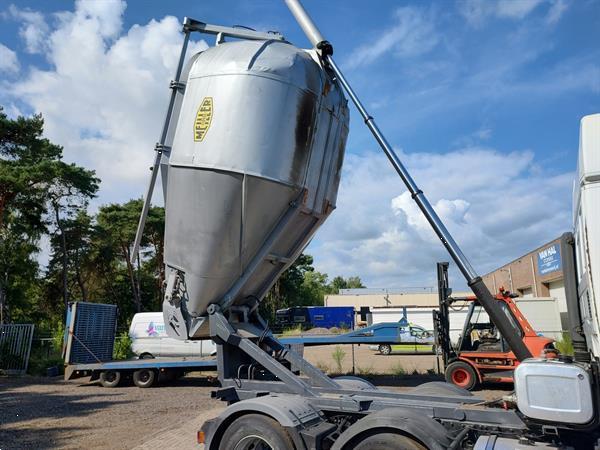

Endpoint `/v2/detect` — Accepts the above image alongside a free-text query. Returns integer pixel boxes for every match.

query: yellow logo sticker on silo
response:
[194,97,213,142]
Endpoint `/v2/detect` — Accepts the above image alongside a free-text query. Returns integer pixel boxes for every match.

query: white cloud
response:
[459,0,551,27]
[0,43,19,73]
[2,1,207,204]
[345,7,438,69]
[6,4,50,54]
[545,0,570,25]
[307,147,572,288]
[496,0,545,18]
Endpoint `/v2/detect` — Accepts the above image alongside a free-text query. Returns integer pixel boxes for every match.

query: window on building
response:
[518,287,534,298]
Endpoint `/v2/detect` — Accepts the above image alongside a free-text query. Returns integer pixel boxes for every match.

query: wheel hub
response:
[452,368,470,386]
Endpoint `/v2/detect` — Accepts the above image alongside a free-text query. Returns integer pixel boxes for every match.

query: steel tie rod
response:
[284,0,532,361]
[130,28,191,264]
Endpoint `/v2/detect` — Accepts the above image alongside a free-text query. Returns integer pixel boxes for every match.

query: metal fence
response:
[0,324,35,375]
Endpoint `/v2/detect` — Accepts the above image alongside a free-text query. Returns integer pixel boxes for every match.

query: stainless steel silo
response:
[163,39,348,339]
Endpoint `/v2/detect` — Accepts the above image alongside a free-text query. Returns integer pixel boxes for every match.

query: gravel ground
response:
[0,354,511,449]
[0,373,222,450]
[304,344,441,374]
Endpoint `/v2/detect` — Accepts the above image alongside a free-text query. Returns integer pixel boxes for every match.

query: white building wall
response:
[369,297,563,344]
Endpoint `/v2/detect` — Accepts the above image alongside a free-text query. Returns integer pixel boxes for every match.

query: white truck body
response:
[573,113,600,358]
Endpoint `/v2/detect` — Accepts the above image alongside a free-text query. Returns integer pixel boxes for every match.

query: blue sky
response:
[1,0,599,289]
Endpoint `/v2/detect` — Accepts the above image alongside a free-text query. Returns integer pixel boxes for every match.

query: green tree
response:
[262,254,366,325]
[48,162,99,309]
[94,200,164,315]
[45,210,95,311]
[328,275,365,294]
[96,199,145,312]
[262,254,315,323]
[0,107,98,322]
[301,270,329,306]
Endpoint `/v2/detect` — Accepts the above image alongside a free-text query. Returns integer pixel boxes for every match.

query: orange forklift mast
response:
[433,262,556,390]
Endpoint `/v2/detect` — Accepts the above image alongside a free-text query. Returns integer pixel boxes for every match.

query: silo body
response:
[163,40,349,339]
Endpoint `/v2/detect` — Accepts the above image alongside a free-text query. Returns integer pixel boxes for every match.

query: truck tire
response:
[348,432,426,450]
[445,361,478,391]
[220,414,295,450]
[133,368,156,388]
[378,344,392,355]
[99,370,121,388]
[139,353,154,359]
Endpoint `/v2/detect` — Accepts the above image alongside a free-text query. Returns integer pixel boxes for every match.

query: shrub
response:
[555,332,574,356]
[113,331,133,360]
[331,345,346,374]
[0,341,24,369]
[52,322,65,354]
[27,353,64,376]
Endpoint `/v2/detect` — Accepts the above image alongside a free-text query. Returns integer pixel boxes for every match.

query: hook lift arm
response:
[284,0,532,361]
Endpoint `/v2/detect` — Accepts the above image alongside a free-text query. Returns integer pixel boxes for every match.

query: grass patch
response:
[391,362,406,377]
[357,365,376,377]
[315,361,330,373]
[280,325,304,336]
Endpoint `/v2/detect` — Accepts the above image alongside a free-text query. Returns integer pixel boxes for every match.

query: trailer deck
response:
[65,357,217,380]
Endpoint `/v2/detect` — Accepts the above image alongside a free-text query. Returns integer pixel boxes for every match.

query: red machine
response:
[433,263,556,390]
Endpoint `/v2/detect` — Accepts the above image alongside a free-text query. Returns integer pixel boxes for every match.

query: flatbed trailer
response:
[63,302,217,388]
[65,356,217,388]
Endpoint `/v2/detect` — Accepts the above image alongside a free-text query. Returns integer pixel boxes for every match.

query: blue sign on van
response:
[537,244,561,275]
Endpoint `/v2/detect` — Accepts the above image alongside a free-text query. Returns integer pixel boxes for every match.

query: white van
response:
[129,312,216,358]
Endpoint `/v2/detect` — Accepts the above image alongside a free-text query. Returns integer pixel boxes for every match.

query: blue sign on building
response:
[537,243,561,275]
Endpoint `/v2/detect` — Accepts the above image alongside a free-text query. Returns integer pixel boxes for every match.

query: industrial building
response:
[324,289,464,309]
[324,236,568,331]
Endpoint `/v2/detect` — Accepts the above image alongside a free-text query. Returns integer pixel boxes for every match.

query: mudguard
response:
[202,394,322,450]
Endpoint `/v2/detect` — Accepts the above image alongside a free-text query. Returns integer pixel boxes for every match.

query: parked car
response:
[368,323,435,355]
[129,312,216,358]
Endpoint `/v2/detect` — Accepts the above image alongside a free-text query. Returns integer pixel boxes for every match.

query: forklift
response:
[433,262,556,390]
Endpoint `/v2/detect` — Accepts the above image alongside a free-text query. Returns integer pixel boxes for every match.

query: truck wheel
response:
[220,414,295,450]
[445,361,478,390]
[348,432,426,450]
[99,370,121,388]
[378,344,392,355]
[139,353,154,359]
[133,368,156,388]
